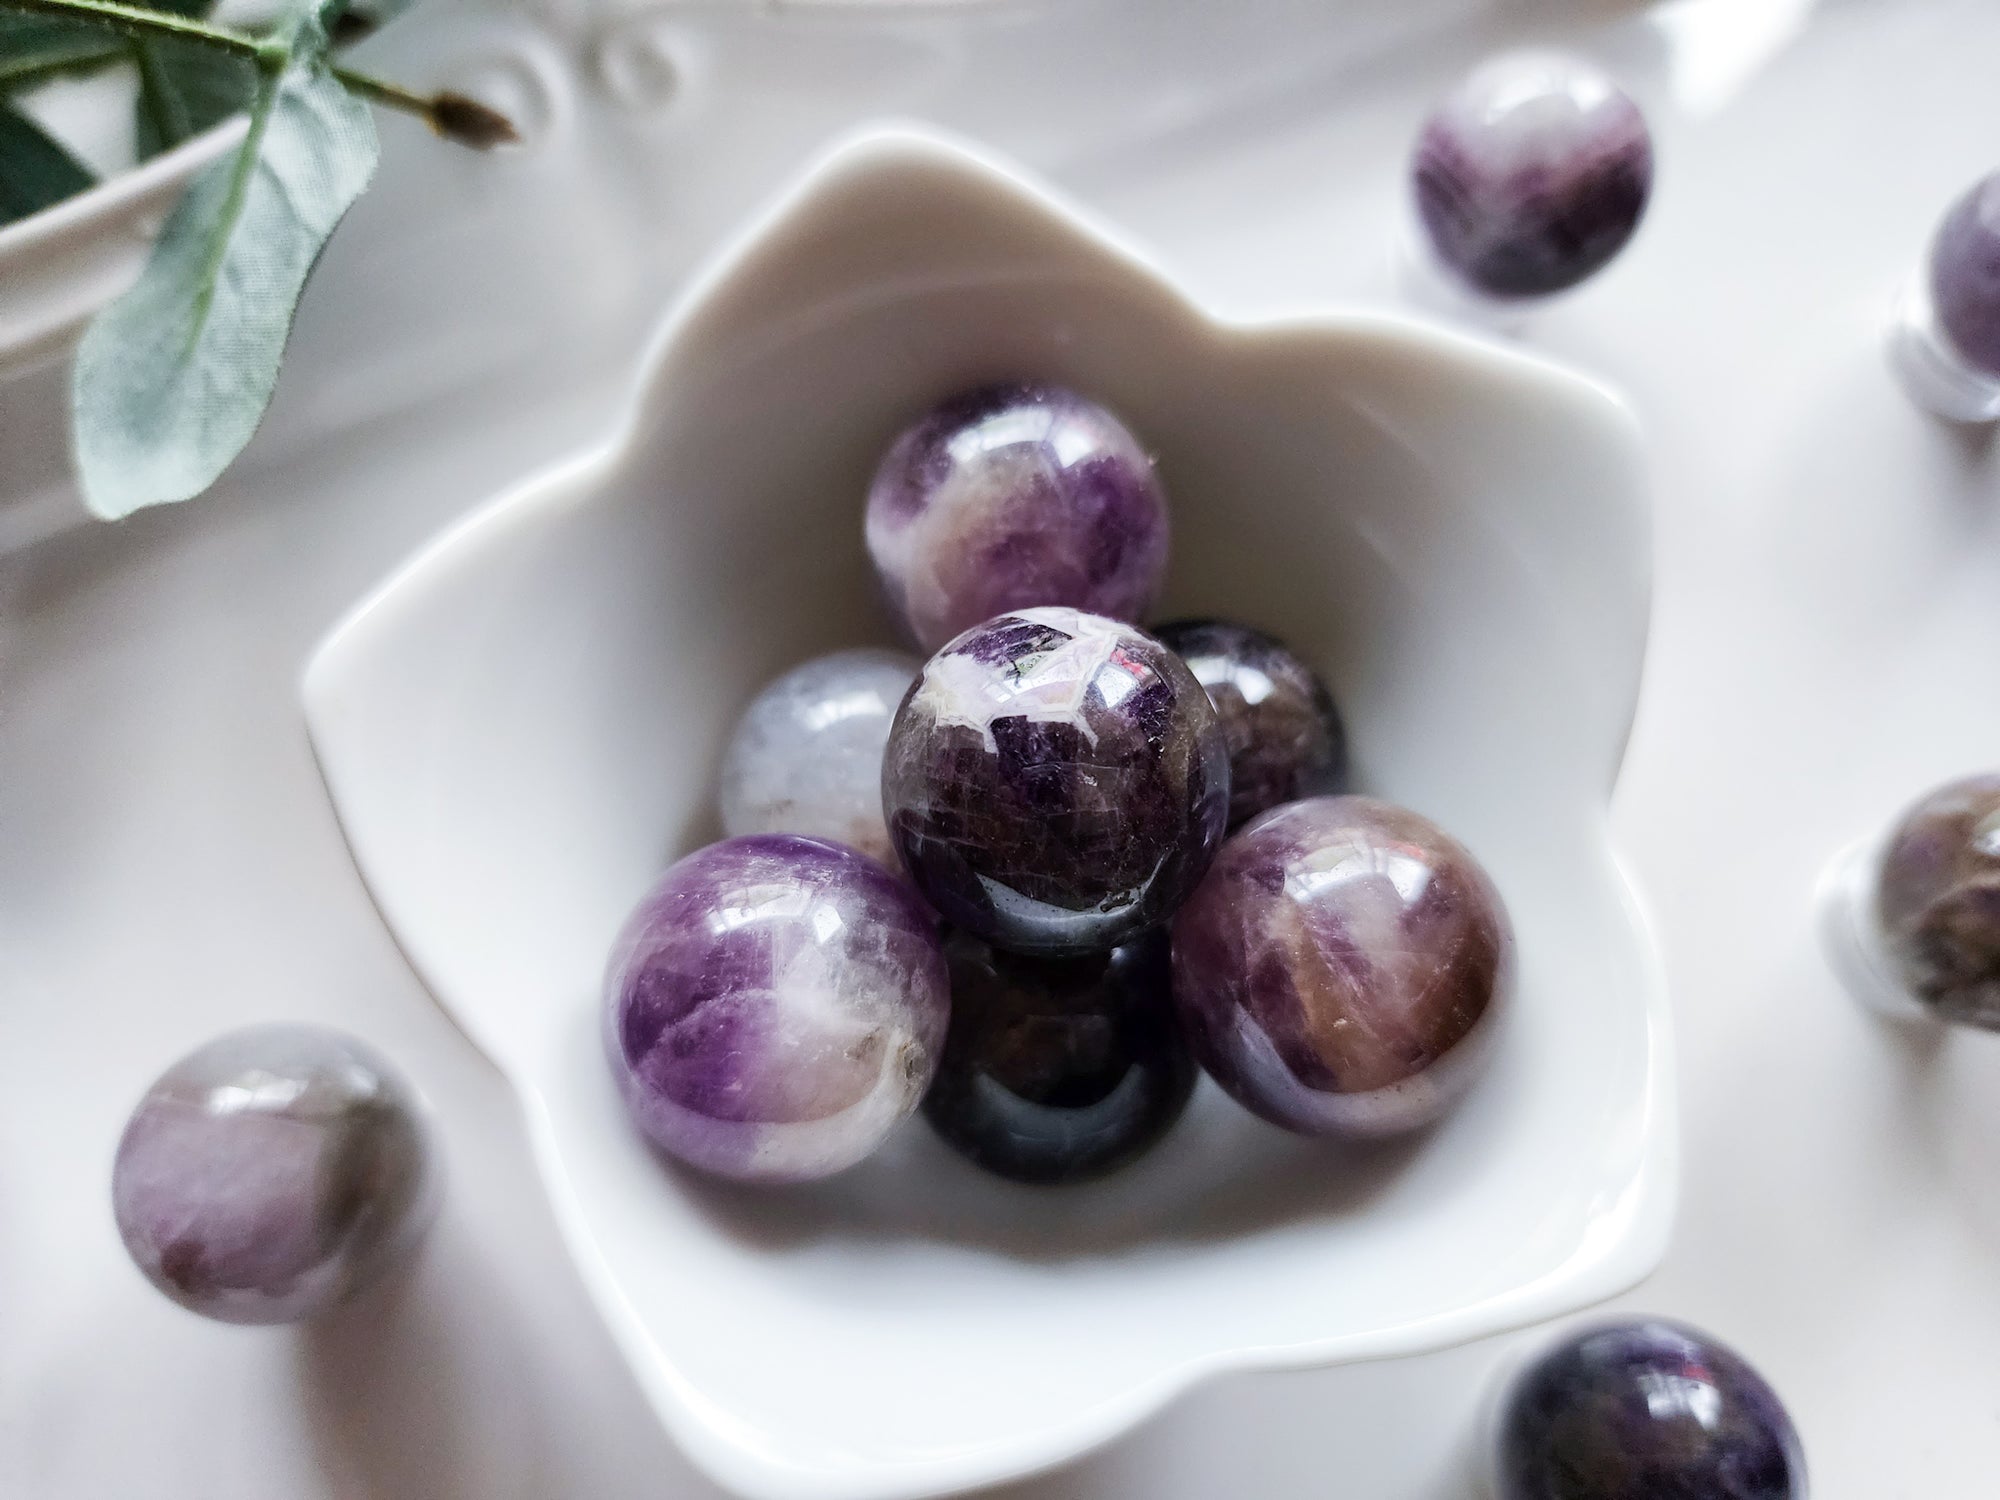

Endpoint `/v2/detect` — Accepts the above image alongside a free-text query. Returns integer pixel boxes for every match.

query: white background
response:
[4,0,1998,1496]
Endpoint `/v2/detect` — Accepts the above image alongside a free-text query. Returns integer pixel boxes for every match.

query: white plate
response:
[302,125,1671,1500]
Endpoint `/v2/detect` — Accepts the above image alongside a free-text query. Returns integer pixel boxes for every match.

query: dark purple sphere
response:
[1154,618,1347,830]
[1172,796,1511,1137]
[1496,1318,1806,1500]
[604,835,950,1183]
[1930,170,2000,379]
[111,1024,437,1325]
[1874,772,2000,1029]
[1413,52,1653,299]
[922,929,1195,1184]
[864,383,1170,652]
[882,607,1229,957]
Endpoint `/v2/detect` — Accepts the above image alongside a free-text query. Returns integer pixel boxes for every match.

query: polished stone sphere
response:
[882,607,1229,956]
[1496,1318,1805,1500]
[1171,795,1511,1137]
[922,928,1194,1184]
[1154,618,1347,830]
[718,647,920,868]
[1875,772,2000,1028]
[605,834,949,1183]
[1931,170,2000,379]
[111,1024,437,1324]
[864,383,1170,652]
[1412,51,1653,299]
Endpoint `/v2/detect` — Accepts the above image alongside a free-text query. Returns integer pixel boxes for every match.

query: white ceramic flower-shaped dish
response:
[303,124,1674,1500]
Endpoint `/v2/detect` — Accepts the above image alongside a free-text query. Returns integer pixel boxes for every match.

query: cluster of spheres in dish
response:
[601,379,1515,1188]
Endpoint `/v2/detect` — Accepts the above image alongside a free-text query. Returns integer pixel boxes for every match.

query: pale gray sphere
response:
[719,649,919,868]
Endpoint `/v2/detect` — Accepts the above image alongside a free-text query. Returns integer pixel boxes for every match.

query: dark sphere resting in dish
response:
[1154,618,1347,830]
[923,929,1195,1184]
[882,607,1229,957]
[1172,795,1511,1138]
[1875,772,2000,1029]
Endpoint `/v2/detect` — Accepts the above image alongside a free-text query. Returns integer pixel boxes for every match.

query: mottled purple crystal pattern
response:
[1413,53,1653,299]
[864,384,1170,652]
[1874,772,2000,1029]
[1496,1318,1805,1500]
[111,1024,437,1324]
[605,834,950,1183]
[1930,171,2000,379]
[882,607,1229,956]
[1171,796,1511,1137]
[1155,618,1347,830]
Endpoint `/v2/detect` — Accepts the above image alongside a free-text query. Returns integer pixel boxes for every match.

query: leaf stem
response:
[0,0,272,67]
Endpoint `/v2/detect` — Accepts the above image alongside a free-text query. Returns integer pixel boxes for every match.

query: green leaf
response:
[0,14,127,89]
[133,38,256,158]
[0,97,95,225]
[71,4,377,517]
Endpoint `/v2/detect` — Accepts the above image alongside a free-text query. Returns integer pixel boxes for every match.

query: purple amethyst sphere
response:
[863,383,1170,652]
[1496,1318,1806,1500]
[1874,772,2000,1029]
[111,1024,437,1325]
[1172,796,1512,1137]
[1154,618,1348,830]
[922,928,1194,1184]
[604,835,949,1183]
[882,607,1229,957]
[1930,170,2000,380]
[1412,52,1653,299]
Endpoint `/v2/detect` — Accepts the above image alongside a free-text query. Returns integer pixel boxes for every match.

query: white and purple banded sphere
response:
[1931,170,2000,380]
[882,608,1230,957]
[1874,772,2000,1029]
[1412,52,1653,300]
[1154,618,1348,831]
[111,1024,437,1325]
[1496,1318,1805,1500]
[864,384,1170,652]
[718,648,920,868]
[1172,796,1512,1138]
[604,835,949,1183]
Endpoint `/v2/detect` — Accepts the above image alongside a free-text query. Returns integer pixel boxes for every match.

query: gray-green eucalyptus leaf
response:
[71,6,377,518]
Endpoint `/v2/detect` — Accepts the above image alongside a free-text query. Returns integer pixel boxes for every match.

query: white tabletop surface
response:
[4,1,1999,1496]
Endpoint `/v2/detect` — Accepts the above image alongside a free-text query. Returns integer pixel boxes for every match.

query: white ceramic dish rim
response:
[302,120,1678,1500]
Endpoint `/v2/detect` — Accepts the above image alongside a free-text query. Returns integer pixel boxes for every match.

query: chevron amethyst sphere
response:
[111,1024,437,1324]
[1154,618,1348,830]
[1496,1318,1806,1500]
[864,384,1170,652]
[1413,52,1652,299]
[1931,170,2000,379]
[1172,796,1512,1137]
[922,928,1195,1184]
[1874,772,2000,1029]
[883,607,1229,956]
[605,835,950,1183]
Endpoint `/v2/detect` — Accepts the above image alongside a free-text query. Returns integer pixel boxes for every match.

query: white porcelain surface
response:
[301,126,1668,1499]
[10,3,2000,1500]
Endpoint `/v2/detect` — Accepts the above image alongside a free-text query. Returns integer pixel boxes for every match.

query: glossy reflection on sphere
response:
[1875,772,2000,1029]
[1412,52,1653,299]
[718,648,920,868]
[1931,170,2000,379]
[882,607,1229,957]
[923,929,1194,1184]
[1172,796,1511,1138]
[1497,1318,1806,1500]
[1154,618,1347,830]
[864,383,1170,652]
[605,834,949,1183]
[111,1024,437,1324]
